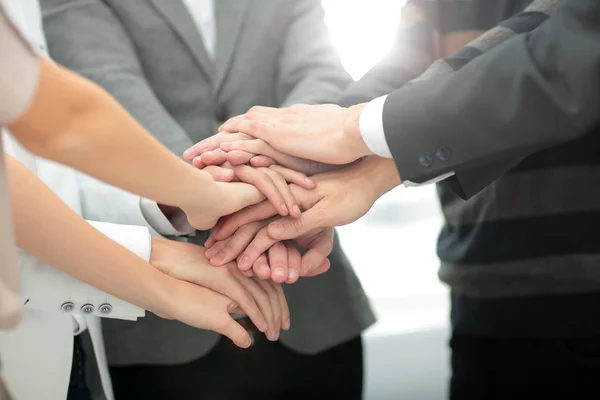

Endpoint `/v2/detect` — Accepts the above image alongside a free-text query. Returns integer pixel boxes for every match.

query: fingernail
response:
[259,321,268,333]
[243,337,252,348]
[239,256,251,270]
[220,170,233,180]
[283,319,290,330]
[205,246,218,258]
[289,269,299,282]
[183,148,195,159]
[211,251,226,264]
[292,205,301,215]
[274,331,280,341]
[273,267,287,281]
[280,204,288,215]
[258,264,270,276]
[221,142,233,151]
[205,237,215,248]
[305,177,315,186]
[269,222,284,238]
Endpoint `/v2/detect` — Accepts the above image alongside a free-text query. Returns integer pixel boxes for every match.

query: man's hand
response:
[267,156,401,239]
[150,237,289,343]
[210,104,373,164]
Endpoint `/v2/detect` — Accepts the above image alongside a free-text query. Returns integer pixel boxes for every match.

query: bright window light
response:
[322,0,406,80]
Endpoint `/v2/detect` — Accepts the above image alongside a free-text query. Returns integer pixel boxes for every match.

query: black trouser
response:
[110,323,363,400]
[67,335,92,400]
[450,333,600,400]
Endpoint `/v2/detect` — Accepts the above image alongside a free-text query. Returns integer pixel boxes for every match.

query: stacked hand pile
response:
[183,104,402,285]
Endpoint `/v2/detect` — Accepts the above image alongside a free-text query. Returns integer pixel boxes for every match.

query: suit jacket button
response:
[435,146,451,161]
[61,302,75,312]
[99,304,113,315]
[81,304,95,314]
[418,153,433,167]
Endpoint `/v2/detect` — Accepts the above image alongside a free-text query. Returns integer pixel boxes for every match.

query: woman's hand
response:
[205,196,334,282]
[184,132,340,176]
[150,237,289,343]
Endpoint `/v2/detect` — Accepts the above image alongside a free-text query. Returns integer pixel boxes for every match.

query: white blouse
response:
[0,0,40,329]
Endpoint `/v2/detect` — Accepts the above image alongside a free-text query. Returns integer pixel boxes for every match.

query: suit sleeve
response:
[382,0,600,196]
[41,0,189,147]
[21,221,147,320]
[76,172,194,238]
[277,0,352,106]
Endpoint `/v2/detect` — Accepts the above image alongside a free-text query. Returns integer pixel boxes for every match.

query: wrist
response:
[342,103,373,160]
[360,157,402,200]
[176,169,219,212]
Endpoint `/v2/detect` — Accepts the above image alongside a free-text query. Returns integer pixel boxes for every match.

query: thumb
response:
[214,314,253,349]
[267,206,323,240]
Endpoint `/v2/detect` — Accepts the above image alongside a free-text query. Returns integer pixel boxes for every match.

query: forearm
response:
[7,58,219,210]
[6,154,176,316]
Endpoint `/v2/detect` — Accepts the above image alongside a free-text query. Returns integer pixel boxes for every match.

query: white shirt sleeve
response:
[139,198,195,237]
[358,95,393,158]
[359,95,455,187]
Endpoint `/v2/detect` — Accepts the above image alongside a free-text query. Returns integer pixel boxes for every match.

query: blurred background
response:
[322,1,450,398]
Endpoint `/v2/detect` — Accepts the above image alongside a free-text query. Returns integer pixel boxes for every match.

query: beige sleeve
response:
[0,2,39,125]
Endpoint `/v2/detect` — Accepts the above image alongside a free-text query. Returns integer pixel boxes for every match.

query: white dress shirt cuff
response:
[139,198,195,237]
[359,95,455,187]
[403,172,456,187]
[358,95,393,158]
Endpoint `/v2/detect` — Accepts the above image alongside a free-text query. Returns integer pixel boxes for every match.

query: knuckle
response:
[248,106,262,114]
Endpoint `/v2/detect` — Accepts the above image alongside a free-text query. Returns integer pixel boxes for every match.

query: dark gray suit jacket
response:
[382,0,600,198]
[42,0,375,366]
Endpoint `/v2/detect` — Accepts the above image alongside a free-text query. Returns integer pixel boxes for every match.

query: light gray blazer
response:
[42,0,375,365]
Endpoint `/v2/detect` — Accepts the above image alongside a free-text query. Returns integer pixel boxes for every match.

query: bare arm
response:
[4,153,271,347]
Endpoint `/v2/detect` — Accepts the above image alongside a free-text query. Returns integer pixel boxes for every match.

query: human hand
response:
[212,104,373,164]
[185,134,320,218]
[205,201,333,281]
[207,157,401,267]
[150,237,289,343]
[178,180,266,230]
[184,132,340,176]
[264,157,402,240]
[214,161,316,219]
